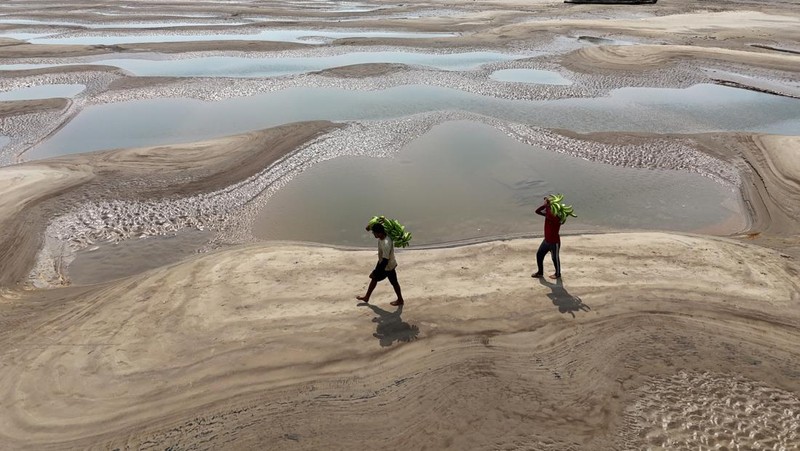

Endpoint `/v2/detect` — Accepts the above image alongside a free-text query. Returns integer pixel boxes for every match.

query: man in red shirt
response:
[531,197,562,280]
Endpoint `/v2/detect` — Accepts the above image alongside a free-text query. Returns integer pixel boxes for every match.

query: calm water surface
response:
[10,28,457,45]
[25,84,800,159]
[253,121,745,246]
[0,84,84,101]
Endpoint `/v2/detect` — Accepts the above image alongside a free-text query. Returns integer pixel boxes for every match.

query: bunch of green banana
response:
[547,193,577,224]
[365,215,413,247]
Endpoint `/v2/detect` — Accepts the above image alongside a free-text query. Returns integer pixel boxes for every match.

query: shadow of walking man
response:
[538,278,591,318]
[359,303,419,347]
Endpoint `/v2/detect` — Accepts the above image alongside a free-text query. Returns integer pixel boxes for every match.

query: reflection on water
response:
[68,229,211,285]
[0,83,84,101]
[490,69,572,85]
[0,51,528,77]
[25,83,800,160]
[10,28,457,45]
[253,121,744,246]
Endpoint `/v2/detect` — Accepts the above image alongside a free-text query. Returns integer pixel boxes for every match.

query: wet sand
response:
[1,0,799,449]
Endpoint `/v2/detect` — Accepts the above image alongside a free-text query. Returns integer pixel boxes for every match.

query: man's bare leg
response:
[357,279,378,303]
[389,279,404,306]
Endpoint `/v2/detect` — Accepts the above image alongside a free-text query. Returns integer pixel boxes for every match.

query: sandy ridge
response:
[561,44,800,74]
[0,121,337,287]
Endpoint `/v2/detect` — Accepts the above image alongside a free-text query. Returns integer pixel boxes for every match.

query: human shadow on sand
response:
[357,303,419,347]
[538,278,591,318]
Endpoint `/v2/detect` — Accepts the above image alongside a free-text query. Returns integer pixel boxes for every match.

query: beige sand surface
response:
[0,122,337,287]
[0,98,70,117]
[1,234,798,450]
[1,0,799,448]
[0,125,797,449]
[561,44,800,74]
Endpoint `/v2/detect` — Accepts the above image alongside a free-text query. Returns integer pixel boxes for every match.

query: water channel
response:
[0,83,85,101]
[24,83,800,160]
[2,28,458,45]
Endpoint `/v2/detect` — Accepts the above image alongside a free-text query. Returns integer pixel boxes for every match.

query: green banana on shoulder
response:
[365,215,413,247]
[547,193,577,224]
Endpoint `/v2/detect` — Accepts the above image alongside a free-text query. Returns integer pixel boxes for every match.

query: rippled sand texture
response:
[624,371,800,450]
[1,234,799,449]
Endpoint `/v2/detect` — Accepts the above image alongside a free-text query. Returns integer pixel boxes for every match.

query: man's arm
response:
[375,258,390,272]
[535,197,549,217]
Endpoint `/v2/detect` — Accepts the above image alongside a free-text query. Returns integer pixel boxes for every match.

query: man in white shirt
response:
[357,222,404,306]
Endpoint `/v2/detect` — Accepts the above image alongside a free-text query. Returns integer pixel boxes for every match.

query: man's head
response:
[371,222,387,239]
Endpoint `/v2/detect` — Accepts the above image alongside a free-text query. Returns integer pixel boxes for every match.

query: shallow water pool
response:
[253,121,745,246]
[0,84,84,101]
[24,83,800,160]
[16,28,458,45]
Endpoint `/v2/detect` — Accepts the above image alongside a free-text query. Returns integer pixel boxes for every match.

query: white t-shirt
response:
[378,237,398,271]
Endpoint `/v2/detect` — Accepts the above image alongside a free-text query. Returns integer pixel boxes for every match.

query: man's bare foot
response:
[356,295,369,303]
[390,299,404,306]
[549,274,560,280]
[531,272,543,278]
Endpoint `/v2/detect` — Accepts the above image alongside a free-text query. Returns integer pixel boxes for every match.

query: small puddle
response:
[0,51,527,77]
[0,84,84,101]
[253,121,745,245]
[490,68,572,85]
[24,83,800,160]
[13,29,458,45]
[68,228,212,285]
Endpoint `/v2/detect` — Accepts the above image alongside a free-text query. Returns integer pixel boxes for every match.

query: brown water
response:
[253,121,745,246]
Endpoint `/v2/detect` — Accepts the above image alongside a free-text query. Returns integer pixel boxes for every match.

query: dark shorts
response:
[370,268,398,284]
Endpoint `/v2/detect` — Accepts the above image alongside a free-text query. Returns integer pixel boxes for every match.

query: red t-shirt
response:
[537,204,561,244]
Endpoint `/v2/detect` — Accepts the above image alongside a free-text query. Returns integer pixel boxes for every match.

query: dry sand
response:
[1,234,799,450]
[1,0,800,449]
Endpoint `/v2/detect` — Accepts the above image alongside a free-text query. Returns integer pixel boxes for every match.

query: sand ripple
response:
[624,371,800,450]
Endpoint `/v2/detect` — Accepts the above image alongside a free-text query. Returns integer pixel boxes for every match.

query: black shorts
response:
[370,268,398,284]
